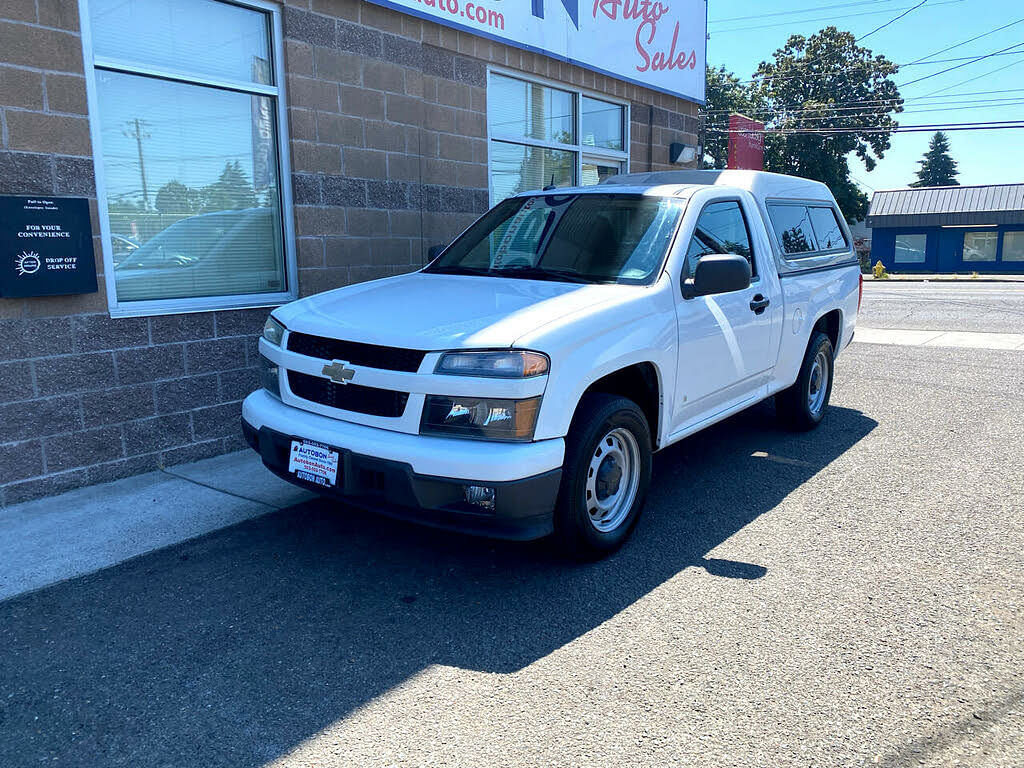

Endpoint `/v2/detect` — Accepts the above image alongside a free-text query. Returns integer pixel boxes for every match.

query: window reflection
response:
[489,141,575,201]
[963,231,997,262]
[894,234,926,264]
[686,201,755,276]
[808,206,847,250]
[90,0,273,85]
[97,71,285,302]
[768,204,816,255]
[582,97,624,151]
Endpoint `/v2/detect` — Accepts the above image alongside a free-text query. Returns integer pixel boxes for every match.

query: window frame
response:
[681,197,759,289]
[79,0,297,318]
[486,68,630,206]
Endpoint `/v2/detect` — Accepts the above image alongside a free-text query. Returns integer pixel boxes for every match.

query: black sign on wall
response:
[0,196,98,298]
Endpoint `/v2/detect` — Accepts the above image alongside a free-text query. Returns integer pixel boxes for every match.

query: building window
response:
[894,234,927,264]
[963,231,998,262]
[83,0,294,315]
[1001,231,1024,261]
[487,72,628,203]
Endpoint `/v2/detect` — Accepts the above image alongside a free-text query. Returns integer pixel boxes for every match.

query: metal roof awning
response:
[866,184,1024,228]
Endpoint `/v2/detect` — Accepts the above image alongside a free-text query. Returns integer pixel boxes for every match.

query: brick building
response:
[0,0,704,506]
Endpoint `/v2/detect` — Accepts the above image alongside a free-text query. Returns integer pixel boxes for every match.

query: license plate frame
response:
[288,439,340,488]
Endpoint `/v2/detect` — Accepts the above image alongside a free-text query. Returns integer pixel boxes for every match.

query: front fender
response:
[523,287,678,444]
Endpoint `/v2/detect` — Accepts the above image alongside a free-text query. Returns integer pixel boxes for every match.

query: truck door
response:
[671,197,781,432]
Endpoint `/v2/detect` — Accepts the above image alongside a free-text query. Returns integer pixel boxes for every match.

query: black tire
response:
[776,331,834,431]
[553,393,652,559]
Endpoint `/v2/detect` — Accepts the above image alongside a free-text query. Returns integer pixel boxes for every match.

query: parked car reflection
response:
[110,234,140,265]
[114,207,284,302]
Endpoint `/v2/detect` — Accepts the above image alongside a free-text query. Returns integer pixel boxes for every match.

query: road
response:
[1,286,1022,767]
[860,281,1024,333]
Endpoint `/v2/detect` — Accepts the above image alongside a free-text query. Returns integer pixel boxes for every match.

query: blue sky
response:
[705,0,1024,192]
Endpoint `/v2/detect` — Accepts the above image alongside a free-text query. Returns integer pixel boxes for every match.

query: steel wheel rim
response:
[807,350,829,416]
[585,427,640,533]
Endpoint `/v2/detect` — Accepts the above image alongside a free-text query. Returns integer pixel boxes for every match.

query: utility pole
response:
[123,118,152,210]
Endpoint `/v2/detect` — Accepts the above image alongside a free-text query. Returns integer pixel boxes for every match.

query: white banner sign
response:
[366,0,707,103]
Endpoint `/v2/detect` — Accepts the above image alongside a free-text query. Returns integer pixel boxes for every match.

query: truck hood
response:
[273,271,626,350]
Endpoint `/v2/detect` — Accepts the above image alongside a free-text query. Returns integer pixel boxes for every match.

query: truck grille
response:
[287,371,409,418]
[286,332,426,373]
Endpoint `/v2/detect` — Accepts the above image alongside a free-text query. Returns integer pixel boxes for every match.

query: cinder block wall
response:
[0,0,699,506]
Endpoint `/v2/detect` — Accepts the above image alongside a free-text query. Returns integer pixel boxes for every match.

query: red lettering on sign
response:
[635,19,696,72]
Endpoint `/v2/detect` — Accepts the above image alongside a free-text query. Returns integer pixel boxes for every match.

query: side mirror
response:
[681,254,751,299]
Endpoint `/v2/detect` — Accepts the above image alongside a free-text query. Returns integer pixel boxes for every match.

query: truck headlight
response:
[258,354,281,398]
[435,350,549,378]
[420,395,541,441]
[263,315,286,347]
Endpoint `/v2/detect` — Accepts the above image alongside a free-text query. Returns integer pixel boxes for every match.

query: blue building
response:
[867,184,1024,273]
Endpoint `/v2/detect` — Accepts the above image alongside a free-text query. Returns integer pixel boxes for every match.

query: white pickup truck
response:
[242,170,862,557]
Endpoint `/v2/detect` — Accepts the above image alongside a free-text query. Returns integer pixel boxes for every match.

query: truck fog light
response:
[464,485,496,510]
[258,354,281,398]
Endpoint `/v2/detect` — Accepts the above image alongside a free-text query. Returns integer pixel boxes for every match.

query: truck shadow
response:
[0,403,876,767]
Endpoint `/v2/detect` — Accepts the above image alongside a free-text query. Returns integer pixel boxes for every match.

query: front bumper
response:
[241,392,564,540]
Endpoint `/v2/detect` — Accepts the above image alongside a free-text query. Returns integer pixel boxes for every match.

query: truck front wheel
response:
[553,394,652,559]
[776,331,834,431]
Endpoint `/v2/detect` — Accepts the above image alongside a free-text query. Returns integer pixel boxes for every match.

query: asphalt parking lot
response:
[1,284,1022,767]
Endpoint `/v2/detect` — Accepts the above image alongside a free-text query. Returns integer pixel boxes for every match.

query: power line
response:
[905,17,1024,64]
[897,41,1024,87]
[704,86,1024,116]
[724,14,1018,87]
[707,120,1024,135]
[709,0,960,35]
[709,0,894,25]
[724,48,1024,90]
[918,57,1024,97]
[857,0,928,40]
[704,101,1024,129]
[705,95,1024,120]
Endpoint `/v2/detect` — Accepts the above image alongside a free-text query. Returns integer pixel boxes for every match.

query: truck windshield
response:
[424,193,684,284]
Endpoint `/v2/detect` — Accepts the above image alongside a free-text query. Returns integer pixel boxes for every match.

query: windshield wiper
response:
[497,265,594,284]
[423,265,494,276]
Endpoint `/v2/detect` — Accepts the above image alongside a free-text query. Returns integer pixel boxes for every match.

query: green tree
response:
[202,161,257,212]
[154,180,200,214]
[752,27,902,221]
[700,66,762,169]
[909,131,959,187]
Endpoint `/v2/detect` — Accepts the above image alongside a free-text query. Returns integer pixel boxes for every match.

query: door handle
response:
[749,294,771,314]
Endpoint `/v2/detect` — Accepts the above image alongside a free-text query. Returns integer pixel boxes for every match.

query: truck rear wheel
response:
[776,331,834,431]
[553,394,652,559]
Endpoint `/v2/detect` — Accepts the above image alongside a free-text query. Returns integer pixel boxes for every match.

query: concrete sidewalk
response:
[865,273,1024,282]
[0,450,313,602]
[854,327,1024,351]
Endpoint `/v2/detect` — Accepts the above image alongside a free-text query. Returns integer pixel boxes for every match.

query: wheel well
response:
[814,309,842,352]
[581,363,661,447]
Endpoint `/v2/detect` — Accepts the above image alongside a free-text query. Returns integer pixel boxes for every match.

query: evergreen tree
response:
[910,131,959,187]
[202,161,257,211]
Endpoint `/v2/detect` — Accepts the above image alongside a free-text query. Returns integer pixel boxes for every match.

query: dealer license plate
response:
[288,440,340,488]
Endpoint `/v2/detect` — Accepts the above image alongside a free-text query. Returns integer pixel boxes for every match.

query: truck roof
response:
[601,170,837,205]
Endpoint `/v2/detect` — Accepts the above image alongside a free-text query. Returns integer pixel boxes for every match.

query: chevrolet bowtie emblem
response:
[322,361,355,384]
